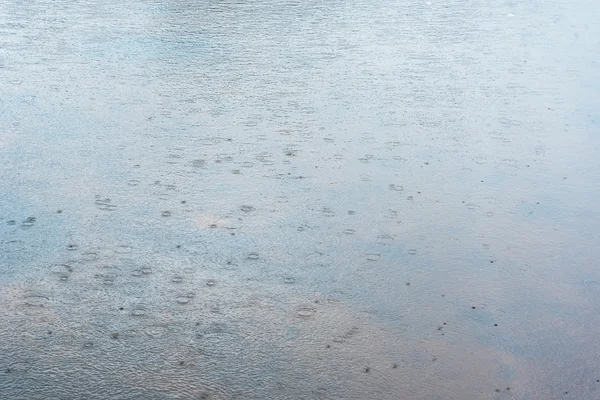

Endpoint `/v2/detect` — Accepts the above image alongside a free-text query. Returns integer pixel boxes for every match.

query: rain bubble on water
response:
[131,307,147,317]
[115,245,132,254]
[176,293,195,304]
[366,253,381,261]
[297,306,316,317]
[81,252,99,261]
[21,217,36,228]
[23,294,51,307]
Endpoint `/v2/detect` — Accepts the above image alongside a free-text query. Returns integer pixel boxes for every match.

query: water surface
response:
[1,0,600,399]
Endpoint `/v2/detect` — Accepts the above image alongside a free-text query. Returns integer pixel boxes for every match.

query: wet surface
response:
[1,0,600,399]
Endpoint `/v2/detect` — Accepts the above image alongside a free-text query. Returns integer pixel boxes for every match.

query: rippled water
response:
[1,0,599,399]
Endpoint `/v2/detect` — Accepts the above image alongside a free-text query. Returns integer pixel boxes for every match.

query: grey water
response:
[1,0,600,399]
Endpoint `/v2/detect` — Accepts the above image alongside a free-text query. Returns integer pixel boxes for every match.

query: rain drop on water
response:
[115,245,132,254]
[366,253,381,261]
[21,217,36,228]
[131,307,147,317]
[297,306,316,317]
[176,293,195,304]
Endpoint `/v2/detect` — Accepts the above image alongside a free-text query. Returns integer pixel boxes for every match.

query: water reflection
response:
[1,0,600,398]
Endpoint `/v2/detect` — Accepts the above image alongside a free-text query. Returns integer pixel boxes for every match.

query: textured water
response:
[1,0,600,399]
